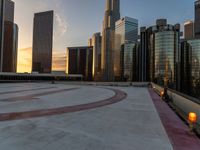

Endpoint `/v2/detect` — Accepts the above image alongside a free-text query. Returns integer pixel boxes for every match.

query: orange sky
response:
[17,47,66,73]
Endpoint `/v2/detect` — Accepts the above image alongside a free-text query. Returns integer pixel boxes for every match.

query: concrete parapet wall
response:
[152,83,200,134]
[59,82,150,87]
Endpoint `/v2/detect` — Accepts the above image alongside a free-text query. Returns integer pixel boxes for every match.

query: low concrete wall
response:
[152,83,200,134]
[59,82,150,87]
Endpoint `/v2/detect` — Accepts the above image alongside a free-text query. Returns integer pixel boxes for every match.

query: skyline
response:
[13,0,196,72]
[1,1,200,148]
[14,0,195,50]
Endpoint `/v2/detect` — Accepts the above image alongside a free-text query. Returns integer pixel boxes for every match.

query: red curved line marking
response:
[0,88,127,122]
[0,87,56,95]
[0,88,80,102]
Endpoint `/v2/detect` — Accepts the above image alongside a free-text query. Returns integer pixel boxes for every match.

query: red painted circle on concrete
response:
[0,88,127,121]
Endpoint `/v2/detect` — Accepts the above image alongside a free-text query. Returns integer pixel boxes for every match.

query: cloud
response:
[33,0,68,37]
[54,12,68,37]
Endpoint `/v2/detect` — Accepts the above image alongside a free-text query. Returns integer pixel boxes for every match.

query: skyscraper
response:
[101,0,120,81]
[121,41,139,81]
[0,0,4,71]
[187,39,200,98]
[114,17,138,79]
[184,21,194,40]
[4,0,14,22]
[115,17,138,43]
[90,33,102,80]
[139,27,150,82]
[0,0,18,72]
[32,11,53,73]
[66,46,93,81]
[179,41,191,94]
[2,21,18,72]
[195,0,200,38]
[140,19,180,89]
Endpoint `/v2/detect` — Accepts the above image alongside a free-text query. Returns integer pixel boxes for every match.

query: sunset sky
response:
[13,0,194,72]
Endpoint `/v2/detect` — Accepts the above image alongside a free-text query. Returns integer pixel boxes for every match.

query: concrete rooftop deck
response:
[0,82,199,150]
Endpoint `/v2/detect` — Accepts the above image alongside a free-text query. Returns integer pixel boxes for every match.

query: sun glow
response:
[17,47,66,73]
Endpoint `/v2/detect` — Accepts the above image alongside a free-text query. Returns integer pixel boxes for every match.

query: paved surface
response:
[0,83,173,150]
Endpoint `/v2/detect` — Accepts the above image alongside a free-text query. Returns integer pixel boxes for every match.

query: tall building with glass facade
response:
[195,0,200,38]
[0,0,18,72]
[184,21,194,40]
[66,46,93,81]
[120,41,138,81]
[2,21,18,72]
[140,19,180,89]
[187,39,200,98]
[115,17,138,43]
[32,11,53,73]
[101,0,120,81]
[180,41,191,95]
[114,17,138,80]
[0,0,4,71]
[4,0,14,22]
[139,27,150,82]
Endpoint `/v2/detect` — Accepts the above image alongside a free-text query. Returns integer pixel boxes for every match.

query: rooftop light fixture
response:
[188,112,197,132]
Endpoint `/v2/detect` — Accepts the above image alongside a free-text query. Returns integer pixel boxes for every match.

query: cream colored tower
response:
[101,0,120,81]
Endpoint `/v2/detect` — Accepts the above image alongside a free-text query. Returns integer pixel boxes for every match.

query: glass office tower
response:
[0,0,17,72]
[32,11,53,73]
[121,41,138,81]
[179,41,191,95]
[114,16,138,80]
[154,31,177,87]
[195,0,200,38]
[4,0,14,22]
[0,0,4,71]
[188,39,200,98]
[140,19,180,89]
[139,27,151,82]
[115,17,138,43]
[2,21,18,72]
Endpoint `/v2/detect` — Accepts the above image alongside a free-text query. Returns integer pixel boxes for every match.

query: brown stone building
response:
[66,46,93,81]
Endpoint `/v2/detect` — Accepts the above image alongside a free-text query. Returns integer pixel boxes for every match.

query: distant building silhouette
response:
[32,11,53,73]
